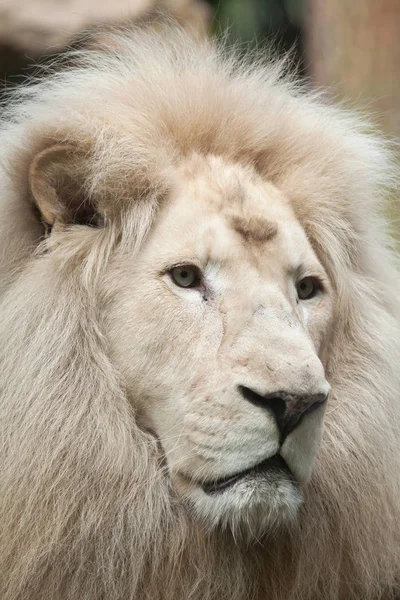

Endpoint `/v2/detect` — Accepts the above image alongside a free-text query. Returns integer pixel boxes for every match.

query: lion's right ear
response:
[29,144,103,229]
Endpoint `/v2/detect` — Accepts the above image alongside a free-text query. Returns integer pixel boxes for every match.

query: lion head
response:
[100,154,332,534]
[1,25,399,600]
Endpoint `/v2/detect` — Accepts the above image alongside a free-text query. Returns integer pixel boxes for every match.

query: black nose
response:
[237,385,328,441]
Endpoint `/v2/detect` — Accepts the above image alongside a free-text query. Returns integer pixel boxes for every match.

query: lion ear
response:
[29,144,103,228]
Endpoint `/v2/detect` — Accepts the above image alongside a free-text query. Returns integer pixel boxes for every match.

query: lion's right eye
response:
[170,266,201,288]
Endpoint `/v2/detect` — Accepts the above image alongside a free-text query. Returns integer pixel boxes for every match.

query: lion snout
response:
[237,385,329,441]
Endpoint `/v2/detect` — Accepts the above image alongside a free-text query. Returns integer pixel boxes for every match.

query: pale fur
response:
[0,23,400,600]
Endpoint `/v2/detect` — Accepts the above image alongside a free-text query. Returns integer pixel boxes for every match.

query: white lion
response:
[0,24,399,600]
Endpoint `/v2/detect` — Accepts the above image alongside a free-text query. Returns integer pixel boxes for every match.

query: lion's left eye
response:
[296,277,320,300]
[170,266,201,288]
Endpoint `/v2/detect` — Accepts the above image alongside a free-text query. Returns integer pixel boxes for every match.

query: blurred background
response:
[0,0,399,232]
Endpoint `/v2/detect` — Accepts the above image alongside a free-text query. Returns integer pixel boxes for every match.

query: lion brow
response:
[230,214,278,244]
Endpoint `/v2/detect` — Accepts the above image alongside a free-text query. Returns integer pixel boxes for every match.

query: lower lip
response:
[201,455,292,495]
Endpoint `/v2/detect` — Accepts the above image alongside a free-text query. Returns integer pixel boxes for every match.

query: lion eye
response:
[170,266,201,288]
[296,277,319,300]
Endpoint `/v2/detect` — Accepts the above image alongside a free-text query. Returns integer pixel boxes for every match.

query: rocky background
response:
[0,0,211,83]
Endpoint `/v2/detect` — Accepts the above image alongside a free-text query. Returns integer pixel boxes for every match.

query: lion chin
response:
[175,456,303,538]
[0,21,400,600]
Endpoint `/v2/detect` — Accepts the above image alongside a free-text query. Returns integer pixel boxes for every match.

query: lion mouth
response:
[201,455,292,495]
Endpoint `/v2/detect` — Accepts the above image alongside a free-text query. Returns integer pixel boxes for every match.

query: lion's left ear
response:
[29,144,103,228]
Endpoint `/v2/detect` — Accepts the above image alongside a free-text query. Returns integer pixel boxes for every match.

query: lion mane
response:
[0,24,399,600]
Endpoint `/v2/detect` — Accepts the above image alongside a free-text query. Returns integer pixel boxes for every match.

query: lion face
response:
[105,155,332,535]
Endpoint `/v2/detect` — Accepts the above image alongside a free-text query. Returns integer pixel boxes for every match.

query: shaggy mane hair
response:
[0,24,399,600]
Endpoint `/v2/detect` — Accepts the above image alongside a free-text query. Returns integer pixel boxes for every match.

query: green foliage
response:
[209,0,305,43]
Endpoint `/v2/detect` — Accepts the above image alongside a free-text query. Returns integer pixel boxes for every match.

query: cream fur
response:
[0,24,400,600]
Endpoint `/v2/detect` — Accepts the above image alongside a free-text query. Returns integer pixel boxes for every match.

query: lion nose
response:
[237,385,328,440]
